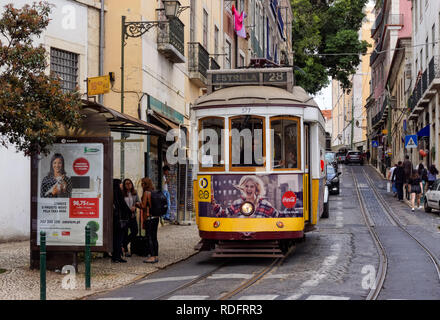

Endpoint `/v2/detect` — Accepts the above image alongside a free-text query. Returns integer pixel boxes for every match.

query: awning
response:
[81,99,167,136]
[150,111,180,130]
[417,124,430,137]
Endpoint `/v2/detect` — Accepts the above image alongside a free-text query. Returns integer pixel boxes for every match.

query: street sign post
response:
[405,135,418,149]
[372,140,379,148]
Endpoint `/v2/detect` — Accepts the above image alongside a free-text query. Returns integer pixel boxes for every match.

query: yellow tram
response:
[191,67,326,256]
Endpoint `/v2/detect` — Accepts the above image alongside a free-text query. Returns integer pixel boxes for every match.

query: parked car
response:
[423,179,440,213]
[326,164,341,195]
[325,151,338,172]
[345,151,364,165]
[336,151,346,163]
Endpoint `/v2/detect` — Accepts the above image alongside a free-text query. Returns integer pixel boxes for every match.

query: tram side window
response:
[230,116,265,167]
[199,117,224,168]
[271,117,300,169]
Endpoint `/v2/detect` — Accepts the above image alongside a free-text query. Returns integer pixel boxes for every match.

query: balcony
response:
[386,14,403,26]
[188,42,210,87]
[210,57,220,70]
[408,56,440,118]
[157,17,185,63]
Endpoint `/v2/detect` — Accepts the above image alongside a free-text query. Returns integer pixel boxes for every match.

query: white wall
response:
[0,0,89,241]
[0,147,30,241]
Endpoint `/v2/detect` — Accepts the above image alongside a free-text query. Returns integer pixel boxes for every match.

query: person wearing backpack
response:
[141,177,167,264]
[418,163,428,195]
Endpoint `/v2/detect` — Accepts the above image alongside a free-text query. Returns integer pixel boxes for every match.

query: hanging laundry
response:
[231,4,247,39]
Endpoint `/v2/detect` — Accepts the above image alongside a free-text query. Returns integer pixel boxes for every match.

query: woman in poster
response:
[212,175,279,218]
[40,153,72,198]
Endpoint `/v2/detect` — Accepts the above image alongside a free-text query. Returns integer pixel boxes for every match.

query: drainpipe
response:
[98,0,105,104]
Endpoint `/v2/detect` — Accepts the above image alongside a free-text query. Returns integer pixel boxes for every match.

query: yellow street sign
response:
[382,129,388,134]
[87,75,110,96]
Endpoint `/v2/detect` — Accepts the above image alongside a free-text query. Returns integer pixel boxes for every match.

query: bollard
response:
[85,225,91,290]
[40,231,46,300]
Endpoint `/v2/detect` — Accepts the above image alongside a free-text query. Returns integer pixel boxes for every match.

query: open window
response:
[271,116,301,170]
[229,115,265,171]
[198,117,225,171]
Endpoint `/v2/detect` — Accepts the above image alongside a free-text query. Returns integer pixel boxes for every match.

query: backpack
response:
[150,191,168,217]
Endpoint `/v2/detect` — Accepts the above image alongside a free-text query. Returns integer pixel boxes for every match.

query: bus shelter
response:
[30,100,166,270]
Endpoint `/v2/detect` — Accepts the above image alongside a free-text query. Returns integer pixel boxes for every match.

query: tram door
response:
[304,124,311,222]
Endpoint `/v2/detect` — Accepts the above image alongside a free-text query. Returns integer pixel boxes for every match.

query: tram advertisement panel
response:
[198,174,303,218]
[37,142,104,246]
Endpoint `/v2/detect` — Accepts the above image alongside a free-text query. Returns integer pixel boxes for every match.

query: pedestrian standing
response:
[112,179,131,263]
[388,163,398,197]
[427,165,439,188]
[141,177,160,264]
[403,155,413,200]
[418,163,428,194]
[162,165,172,221]
[366,150,371,164]
[392,161,405,201]
[409,172,423,212]
[122,178,141,257]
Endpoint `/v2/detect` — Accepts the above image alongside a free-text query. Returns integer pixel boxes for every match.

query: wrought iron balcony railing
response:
[157,17,185,63]
[188,42,210,87]
[210,57,220,70]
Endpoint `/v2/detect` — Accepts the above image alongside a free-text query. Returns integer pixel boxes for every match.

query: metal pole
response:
[121,16,126,180]
[85,225,91,290]
[40,231,46,300]
[98,0,105,104]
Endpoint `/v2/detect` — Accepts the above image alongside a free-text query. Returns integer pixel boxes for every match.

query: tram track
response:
[350,166,387,300]
[152,246,295,300]
[360,167,440,282]
[352,165,440,299]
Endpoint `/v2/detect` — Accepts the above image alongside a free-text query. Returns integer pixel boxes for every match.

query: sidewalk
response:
[0,222,200,300]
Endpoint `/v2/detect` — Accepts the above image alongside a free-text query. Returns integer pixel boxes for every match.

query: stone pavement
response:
[0,222,200,300]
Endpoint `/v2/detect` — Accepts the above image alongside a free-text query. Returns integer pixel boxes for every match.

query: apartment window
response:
[420,0,423,21]
[50,47,78,93]
[415,0,418,32]
[214,26,219,56]
[225,39,232,69]
[432,24,436,54]
[420,48,423,70]
[239,0,245,12]
[203,9,208,49]
[426,36,429,63]
[240,53,245,67]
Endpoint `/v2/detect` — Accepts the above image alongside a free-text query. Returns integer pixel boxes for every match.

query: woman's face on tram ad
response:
[243,180,257,201]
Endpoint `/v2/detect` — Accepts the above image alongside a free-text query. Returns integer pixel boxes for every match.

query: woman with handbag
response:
[141,177,160,264]
[112,179,131,263]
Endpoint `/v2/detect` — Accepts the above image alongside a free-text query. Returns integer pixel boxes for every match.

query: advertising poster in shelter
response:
[197,174,303,218]
[37,142,104,246]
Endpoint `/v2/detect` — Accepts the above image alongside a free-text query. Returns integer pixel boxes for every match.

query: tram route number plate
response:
[263,72,287,83]
[197,176,211,202]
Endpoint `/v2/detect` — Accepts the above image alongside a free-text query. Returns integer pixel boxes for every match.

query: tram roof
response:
[194,85,319,109]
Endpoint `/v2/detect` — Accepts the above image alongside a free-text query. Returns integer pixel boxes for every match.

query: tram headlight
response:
[240,201,255,216]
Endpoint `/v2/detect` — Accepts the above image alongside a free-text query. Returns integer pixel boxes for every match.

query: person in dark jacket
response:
[112,179,132,263]
[392,161,405,201]
[403,155,413,200]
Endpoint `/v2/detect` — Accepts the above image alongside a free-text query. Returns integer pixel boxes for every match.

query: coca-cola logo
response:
[282,191,297,208]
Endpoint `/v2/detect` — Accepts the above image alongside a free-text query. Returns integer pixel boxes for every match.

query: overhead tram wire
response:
[311,39,440,57]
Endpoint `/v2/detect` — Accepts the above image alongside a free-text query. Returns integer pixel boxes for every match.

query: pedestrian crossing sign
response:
[405,135,418,148]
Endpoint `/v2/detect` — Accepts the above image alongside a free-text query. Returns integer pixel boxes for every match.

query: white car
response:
[424,179,440,213]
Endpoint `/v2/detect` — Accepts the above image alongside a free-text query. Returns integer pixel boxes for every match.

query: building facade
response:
[366,0,411,172]
[406,0,440,170]
[0,0,103,241]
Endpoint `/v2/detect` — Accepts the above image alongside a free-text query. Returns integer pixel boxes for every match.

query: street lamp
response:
[119,2,189,179]
[163,0,180,19]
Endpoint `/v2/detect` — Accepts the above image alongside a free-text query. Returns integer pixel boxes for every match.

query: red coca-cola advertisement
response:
[199,174,303,218]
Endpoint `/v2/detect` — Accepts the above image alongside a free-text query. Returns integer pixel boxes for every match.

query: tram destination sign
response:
[212,72,260,84]
[208,68,294,93]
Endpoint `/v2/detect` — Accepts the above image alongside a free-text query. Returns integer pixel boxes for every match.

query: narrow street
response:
[86,164,440,301]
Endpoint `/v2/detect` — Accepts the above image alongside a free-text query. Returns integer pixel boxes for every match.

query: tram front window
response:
[271,117,300,170]
[230,116,265,168]
[199,117,224,168]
